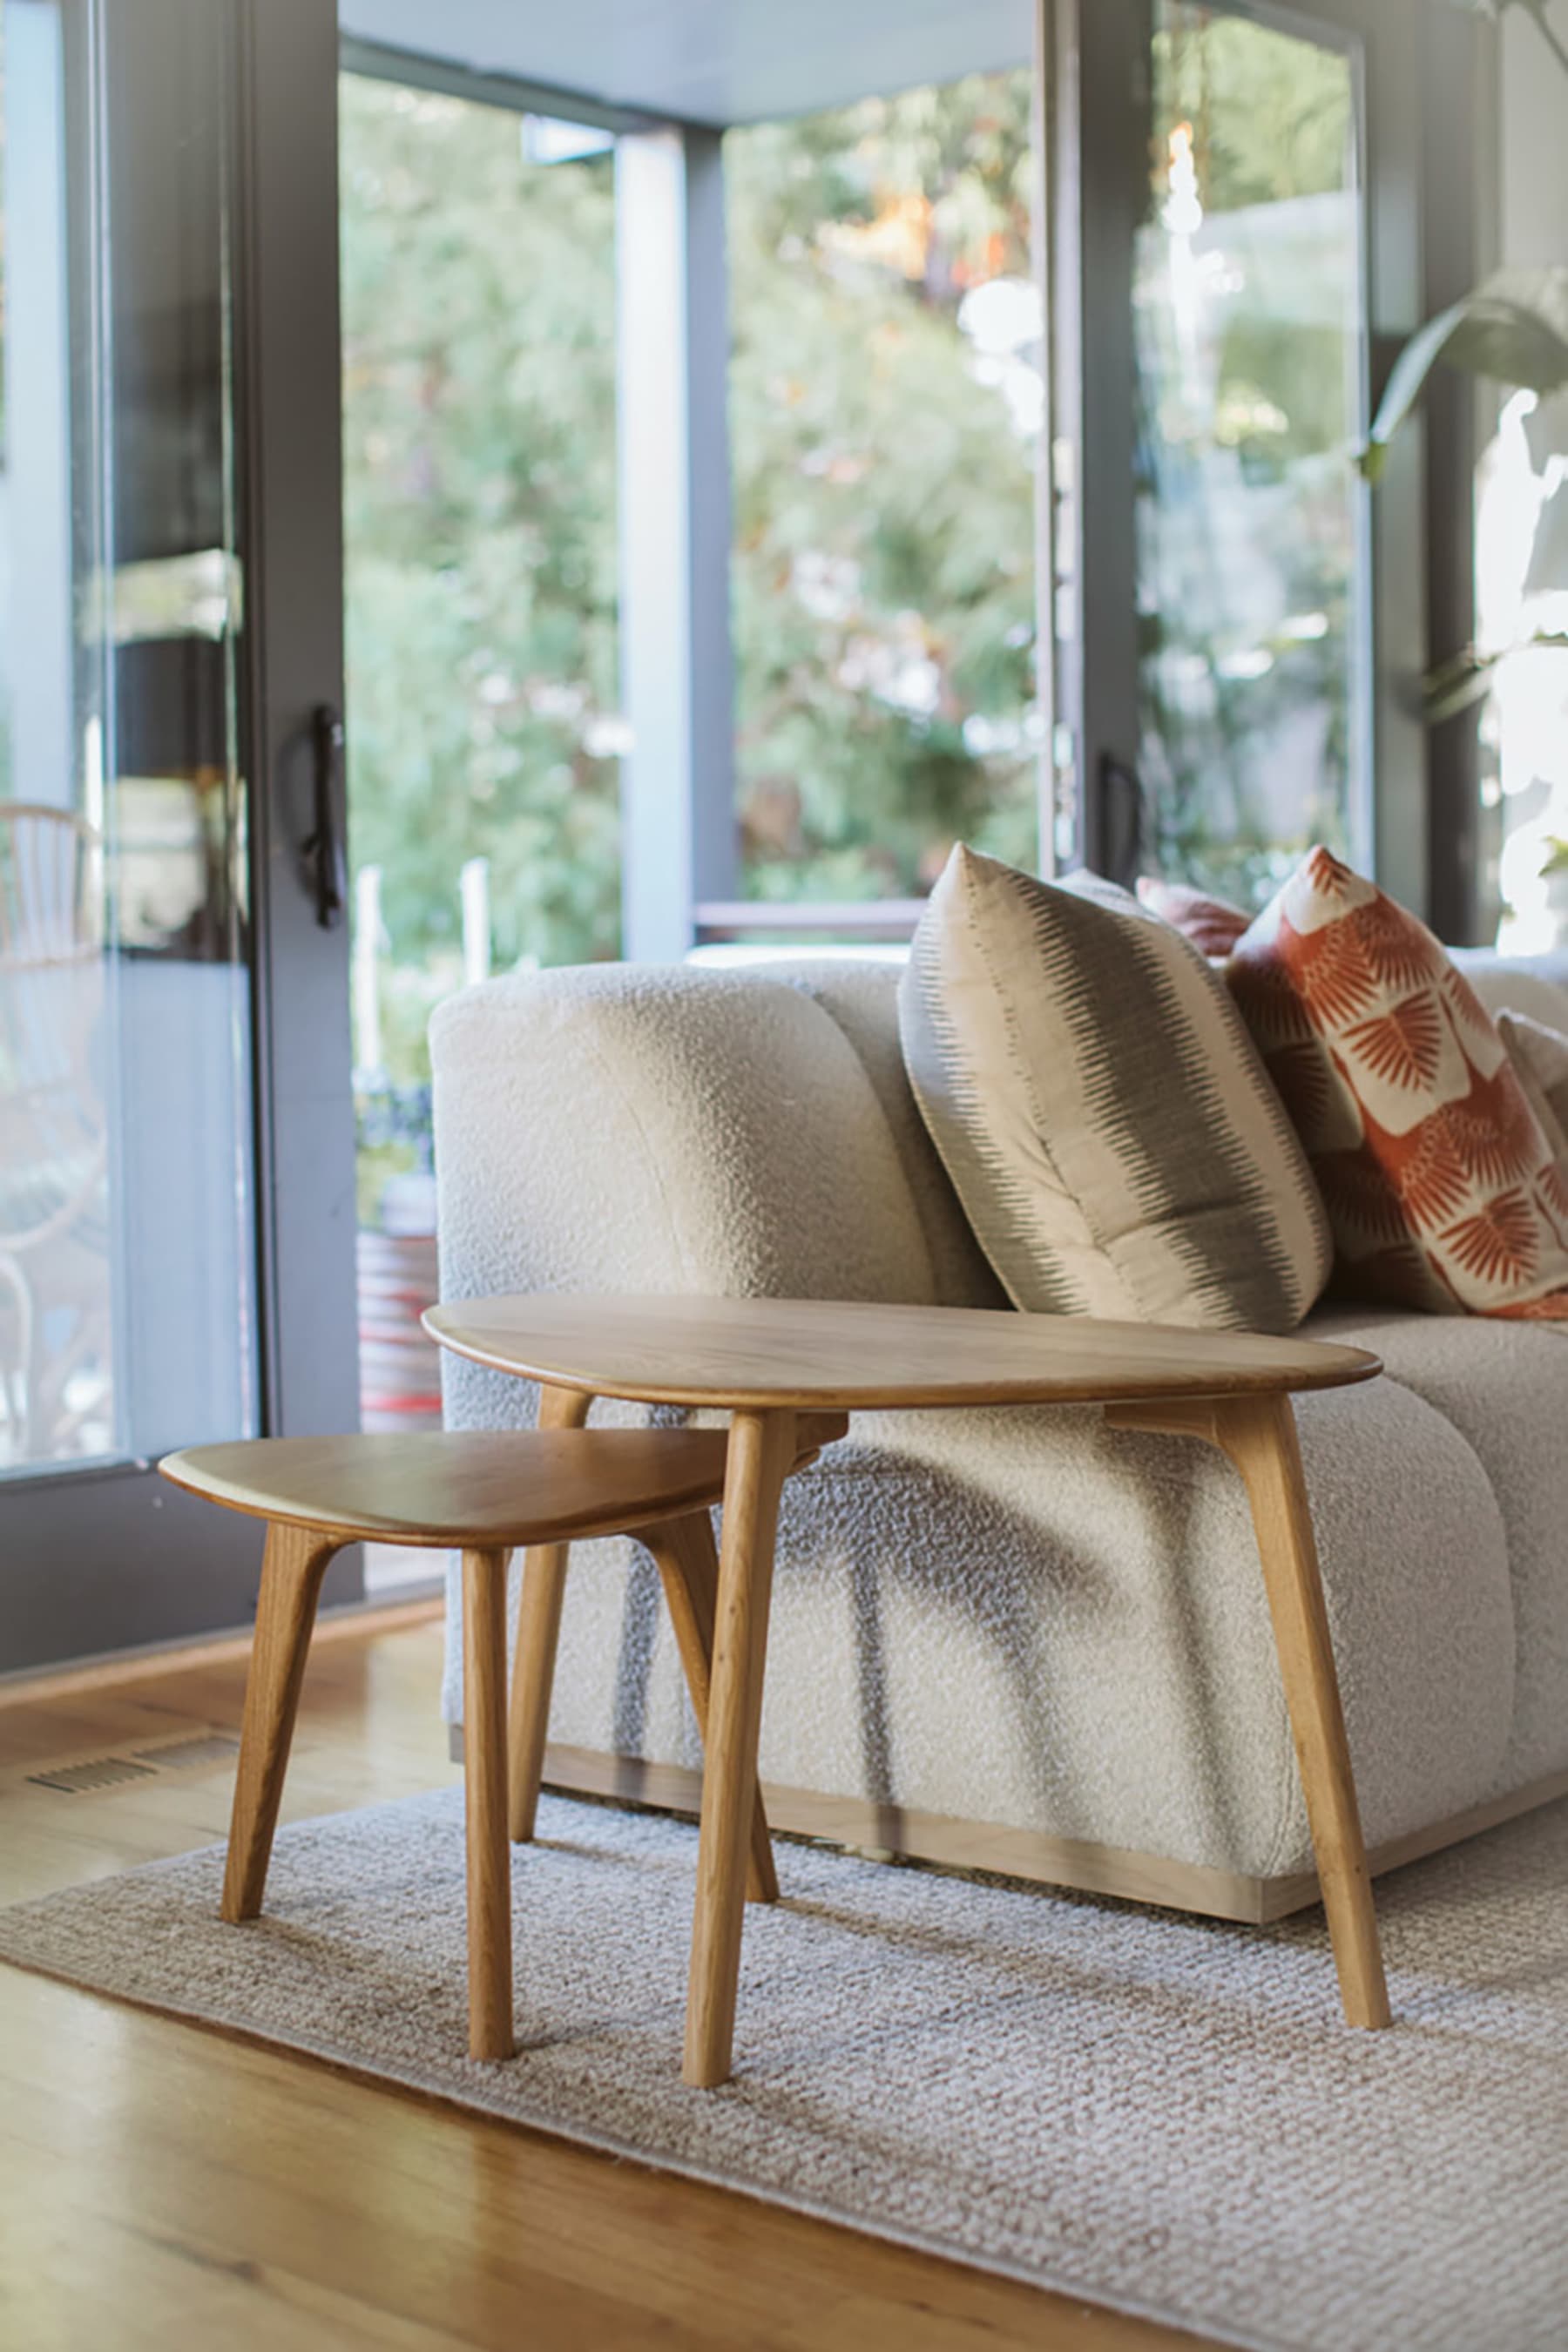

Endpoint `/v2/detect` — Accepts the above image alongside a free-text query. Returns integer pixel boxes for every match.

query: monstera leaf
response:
[1361,269,1568,482]
[1422,632,1568,724]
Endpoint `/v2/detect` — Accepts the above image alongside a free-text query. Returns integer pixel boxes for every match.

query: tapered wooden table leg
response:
[463,1545,515,2060]
[639,1509,779,1904]
[507,1383,592,1842]
[1216,1393,1391,2030]
[222,1522,339,1923]
[683,1408,795,2087]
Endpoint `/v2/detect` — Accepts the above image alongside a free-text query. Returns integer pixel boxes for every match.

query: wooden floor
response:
[0,1615,1212,2351]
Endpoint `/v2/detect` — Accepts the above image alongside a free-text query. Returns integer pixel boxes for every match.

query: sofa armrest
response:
[428,963,944,1391]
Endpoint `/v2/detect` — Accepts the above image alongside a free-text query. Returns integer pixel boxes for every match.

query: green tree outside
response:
[727,71,1041,902]
[339,64,1043,1098]
[339,32,1366,1114]
[340,72,623,1060]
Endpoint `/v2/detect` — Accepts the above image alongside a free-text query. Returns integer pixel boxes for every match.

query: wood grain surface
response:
[425,1293,1382,1410]
[220,1522,339,1923]
[159,1428,737,1545]
[1110,1394,1391,2028]
[462,1546,515,2059]
[505,1383,594,1842]
[682,1407,796,2085]
[0,1619,1212,2352]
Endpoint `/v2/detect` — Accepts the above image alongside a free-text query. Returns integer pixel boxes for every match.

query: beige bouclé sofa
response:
[430,948,1568,1923]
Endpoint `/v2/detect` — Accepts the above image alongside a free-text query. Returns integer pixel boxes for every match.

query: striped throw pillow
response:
[897,845,1332,1330]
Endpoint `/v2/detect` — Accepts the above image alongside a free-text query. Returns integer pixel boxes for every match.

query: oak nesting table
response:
[425,1294,1387,2086]
[160,1424,840,2063]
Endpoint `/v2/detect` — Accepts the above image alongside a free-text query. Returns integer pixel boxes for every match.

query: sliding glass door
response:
[721,65,1045,931]
[2,0,357,1672]
[338,64,622,1482]
[1052,0,1429,916]
[1132,2,1371,907]
[3,0,259,1480]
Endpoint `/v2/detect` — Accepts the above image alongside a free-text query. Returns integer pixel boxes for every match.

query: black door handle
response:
[1098,751,1144,888]
[301,703,346,929]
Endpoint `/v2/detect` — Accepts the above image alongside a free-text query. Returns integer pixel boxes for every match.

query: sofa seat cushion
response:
[1309,1305,1568,1787]
[898,846,1331,1331]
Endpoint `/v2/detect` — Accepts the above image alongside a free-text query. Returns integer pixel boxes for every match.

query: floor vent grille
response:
[27,1756,158,1794]
[129,1733,242,1772]
[24,1727,240,1795]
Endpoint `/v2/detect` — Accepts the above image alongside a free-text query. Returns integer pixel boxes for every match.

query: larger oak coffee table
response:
[425,1293,1386,2085]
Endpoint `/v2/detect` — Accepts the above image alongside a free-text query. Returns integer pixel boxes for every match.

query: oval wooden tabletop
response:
[158,1429,739,1546]
[424,1294,1382,1412]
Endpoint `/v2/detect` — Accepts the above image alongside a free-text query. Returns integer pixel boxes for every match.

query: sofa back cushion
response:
[778,960,1008,1309]
[1497,1010,1568,1159]
[430,961,976,1315]
[1456,950,1568,1037]
[896,845,1333,1329]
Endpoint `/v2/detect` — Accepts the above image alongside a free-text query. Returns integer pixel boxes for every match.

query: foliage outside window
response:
[726,71,1042,905]
[340,72,622,1099]
[341,64,1045,1116]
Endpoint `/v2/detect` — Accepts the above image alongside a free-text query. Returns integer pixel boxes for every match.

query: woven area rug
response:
[3,1788,1567,2352]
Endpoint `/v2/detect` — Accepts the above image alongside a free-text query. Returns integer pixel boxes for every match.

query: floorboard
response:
[0,1619,1213,2349]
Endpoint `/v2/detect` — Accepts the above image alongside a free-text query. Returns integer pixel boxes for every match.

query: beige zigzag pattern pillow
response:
[898,845,1331,1331]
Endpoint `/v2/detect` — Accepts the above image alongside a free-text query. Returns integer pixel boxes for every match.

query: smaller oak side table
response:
[159,1423,835,2062]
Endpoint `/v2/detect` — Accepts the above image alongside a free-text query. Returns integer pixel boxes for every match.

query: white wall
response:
[340,0,1033,125]
[1489,0,1568,950]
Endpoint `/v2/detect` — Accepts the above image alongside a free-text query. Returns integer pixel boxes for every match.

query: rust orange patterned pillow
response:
[1227,847,1568,1318]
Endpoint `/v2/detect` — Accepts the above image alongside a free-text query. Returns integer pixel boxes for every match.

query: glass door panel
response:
[1,0,257,1480]
[1132,1,1370,905]
[725,67,1044,922]
[339,68,620,1541]
[3,0,355,1673]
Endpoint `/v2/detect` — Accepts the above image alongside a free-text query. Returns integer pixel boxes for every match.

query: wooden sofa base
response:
[446,1737,1568,1925]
